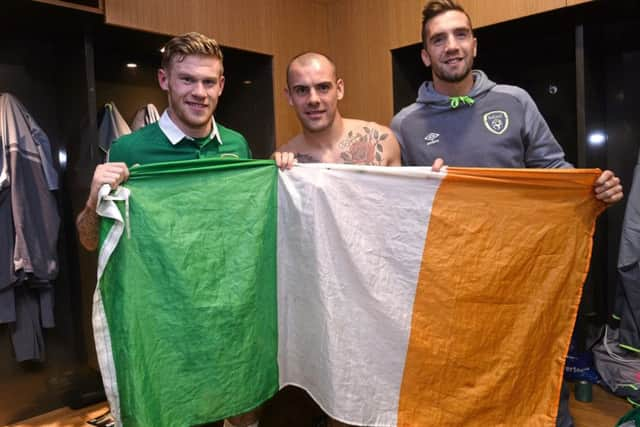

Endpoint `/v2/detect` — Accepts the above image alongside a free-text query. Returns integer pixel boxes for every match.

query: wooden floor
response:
[569,383,630,427]
[4,384,632,427]
[5,402,110,427]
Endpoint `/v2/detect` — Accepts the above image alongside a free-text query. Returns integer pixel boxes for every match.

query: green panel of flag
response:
[97,159,278,427]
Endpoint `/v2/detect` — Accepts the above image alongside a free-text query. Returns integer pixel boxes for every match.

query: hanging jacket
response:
[98,102,131,154]
[614,147,640,350]
[0,93,60,361]
[130,103,160,132]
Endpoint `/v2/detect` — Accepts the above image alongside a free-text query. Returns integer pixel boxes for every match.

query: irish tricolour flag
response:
[93,159,603,427]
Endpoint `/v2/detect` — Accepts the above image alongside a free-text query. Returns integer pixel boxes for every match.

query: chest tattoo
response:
[338,126,388,165]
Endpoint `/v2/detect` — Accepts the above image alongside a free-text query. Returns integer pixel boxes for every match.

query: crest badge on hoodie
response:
[483,111,509,135]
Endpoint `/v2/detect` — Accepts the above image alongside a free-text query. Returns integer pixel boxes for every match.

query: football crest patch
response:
[483,111,509,135]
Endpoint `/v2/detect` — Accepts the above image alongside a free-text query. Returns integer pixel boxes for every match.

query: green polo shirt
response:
[109,119,251,167]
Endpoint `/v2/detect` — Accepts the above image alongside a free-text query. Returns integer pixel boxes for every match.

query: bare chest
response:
[297,126,390,166]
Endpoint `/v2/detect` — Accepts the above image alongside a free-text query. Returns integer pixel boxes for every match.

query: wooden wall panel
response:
[327,0,395,126]
[461,0,566,31]
[104,0,273,53]
[389,0,568,49]
[33,0,104,14]
[105,0,330,145]
[389,0,430,50]
[271,0,331,142]
[567,0,592,5]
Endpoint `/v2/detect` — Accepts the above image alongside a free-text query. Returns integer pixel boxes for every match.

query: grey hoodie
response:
[391,70,572,168]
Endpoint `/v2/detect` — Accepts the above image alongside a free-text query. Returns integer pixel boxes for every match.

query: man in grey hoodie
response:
[391,1,623,426]
[391,0,622,204]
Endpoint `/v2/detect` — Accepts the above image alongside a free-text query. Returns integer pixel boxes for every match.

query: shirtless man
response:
[273,52,400,427]
[273,52,401,168]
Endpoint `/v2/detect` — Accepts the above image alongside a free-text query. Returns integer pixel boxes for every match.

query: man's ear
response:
[218,75,225,96]
[158,68,169,91]
[472,37,478,58]
[284,86,293,106]
[421,49,431,68]
[336,78,345,101]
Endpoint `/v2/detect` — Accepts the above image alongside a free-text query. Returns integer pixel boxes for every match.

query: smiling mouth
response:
[187,101,208,109]
[444,57,463,65]
[306,110,325,118]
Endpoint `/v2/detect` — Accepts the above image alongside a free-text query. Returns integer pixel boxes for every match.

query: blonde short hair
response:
[161,32,224,73]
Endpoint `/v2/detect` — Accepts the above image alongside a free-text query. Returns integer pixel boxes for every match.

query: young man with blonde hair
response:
[76,32,258,427]
[77,32,251,249]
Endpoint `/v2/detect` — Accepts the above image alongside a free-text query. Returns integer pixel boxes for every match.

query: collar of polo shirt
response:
[159,110,222,146]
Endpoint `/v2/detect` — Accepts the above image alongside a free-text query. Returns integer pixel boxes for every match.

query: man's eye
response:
[295,87,308,95]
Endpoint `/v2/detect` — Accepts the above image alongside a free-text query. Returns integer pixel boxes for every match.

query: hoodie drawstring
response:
[449,96,475,109]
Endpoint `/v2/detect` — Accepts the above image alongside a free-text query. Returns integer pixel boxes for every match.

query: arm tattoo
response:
[76,205,100,251]
[295,153,319,163]
[338,126,389,165]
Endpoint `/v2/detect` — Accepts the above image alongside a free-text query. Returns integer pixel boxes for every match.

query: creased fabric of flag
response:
[93,158,279,427]
[94,160,604,427]
[278,164,604,427]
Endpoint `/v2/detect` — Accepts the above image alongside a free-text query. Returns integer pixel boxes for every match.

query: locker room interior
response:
[1,0,639,424]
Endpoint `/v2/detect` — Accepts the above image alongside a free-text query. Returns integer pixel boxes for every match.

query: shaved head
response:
[286,52,337,87]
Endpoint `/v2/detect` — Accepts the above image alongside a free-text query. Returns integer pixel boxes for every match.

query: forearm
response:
[76,202,100,251]
[77,161,130,250]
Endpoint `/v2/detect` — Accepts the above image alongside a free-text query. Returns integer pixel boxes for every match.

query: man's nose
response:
[307,88,320,104]
[192,81,206,97]
[445,34,460,51]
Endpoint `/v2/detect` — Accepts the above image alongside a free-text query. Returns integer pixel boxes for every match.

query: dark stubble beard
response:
[433,57,474,83]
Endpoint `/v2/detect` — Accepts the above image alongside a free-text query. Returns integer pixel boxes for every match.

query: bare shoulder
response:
[275,134,319,163]
[276,134,303,153]
[344,119,395,141]
[367,122,401,166]
[369,122,397,144]
[342,118,368,130]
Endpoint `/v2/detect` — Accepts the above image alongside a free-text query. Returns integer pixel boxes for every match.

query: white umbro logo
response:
[424,132,440,145]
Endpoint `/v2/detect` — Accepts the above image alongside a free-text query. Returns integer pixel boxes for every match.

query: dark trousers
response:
[556,380,574,427]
